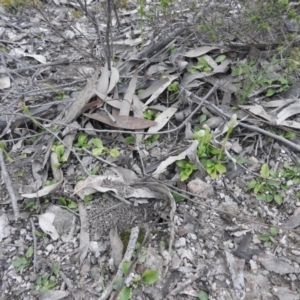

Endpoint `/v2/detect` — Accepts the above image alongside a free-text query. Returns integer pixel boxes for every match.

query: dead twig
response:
[0,150,20,220]
[30,218,38,274]
[100,226,144,300]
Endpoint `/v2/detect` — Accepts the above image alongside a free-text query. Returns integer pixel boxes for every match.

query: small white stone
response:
[291,250,300,256]
[188,233,197,240]
[45,244,54,253]
[289,274,297,281]
[20,229,27,236]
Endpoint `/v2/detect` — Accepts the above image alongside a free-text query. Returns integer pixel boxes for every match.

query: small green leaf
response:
[258,234,270,242]
[270,227,279,237]
[247,180,257,190]
[117,286,132,300]
[40,281,57,292]
[142,270,159,285]
[198,290,209,300]
[274,193,283,205]
[26,246,34,258]
[260,164,270,178]
[193,129,206,140]
[172,192,185,202]
[257,194,267,201]
[110,149,120,157]
[92,148,103,156]
[112,277,123,290]
[122,261,131,275]
[67,200,78,209]
[199,114,207,123]
[125,136,135,144]
[83,194,93,204]
[215,55,226,63]
[55,145,64,157]
[58,197,67,206]
[180,170,189,181]
[176,160,188,168]
[215,163,226,173]
[52,262,60,276]
[92,138,103,148]
[12,257,29,268]
[266,88,276,97]
[283,131,295,139]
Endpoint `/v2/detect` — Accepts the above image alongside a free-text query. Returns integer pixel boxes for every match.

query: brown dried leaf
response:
[84,113,156,130]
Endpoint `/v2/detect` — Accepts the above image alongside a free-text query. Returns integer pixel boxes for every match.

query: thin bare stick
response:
[30,218,38,274]
[0,150,20,220]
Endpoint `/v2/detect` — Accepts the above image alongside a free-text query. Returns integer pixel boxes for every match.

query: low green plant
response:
[232,60,291,103]
[198,290,209,300]
[12,246,33,272]
[113,259,159,300]
[51,143,67,167]
[247,163,283,204]
[0,0,41,12]
[167,81,179,93]
[57,197,78,209]
[74,133,91,149]
[258,227,279,247]
[23,198,48,210]
[0,141,14,163]
[143,109,160,120]
[142,134,160,146]
[83,194,93,205]
[187,57,212,74]
[31,263,60,292]
[91,138,120,157]
[193,125,227,178]
[176,159,198,181]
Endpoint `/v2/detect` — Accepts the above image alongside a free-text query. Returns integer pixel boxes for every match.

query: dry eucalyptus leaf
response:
[84,113,156,130]
[36,212,59,241]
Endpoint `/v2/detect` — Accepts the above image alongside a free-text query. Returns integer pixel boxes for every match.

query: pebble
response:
[20,229,27,236]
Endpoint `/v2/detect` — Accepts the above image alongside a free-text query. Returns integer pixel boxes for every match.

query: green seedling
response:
[167,81,179,92]
[232,60,291,103]
[176,159,198,181]
[193,125,227,178]
[142,134,160,146]
[31,272,58,292]
[74,133,91,149]
[91,138,105,155]
[113,260,159,300]
[35,230,48,237]
[125,136,136,144]
[20,103,42,129]
[247,163,283,204]
[17,168,24,177]
[91,138,120,157]
[54,90,68,100]
[198,290,209,300]
[57,197,78,209]
[171,191,186,202]
[45,179,57,186]
[12,246,33,272]
[187,57,212,74]
[215,54,226,63]
[83,194,93,205]
[219,114,237,160]
[258,227,279,247]
[143,109,160,120]
[199,114,207,124]
[0,142,14,163]
[89,166,100,175]
[51,143,67,168]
